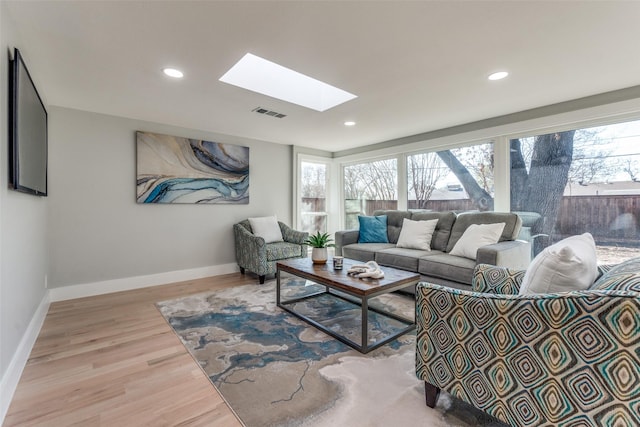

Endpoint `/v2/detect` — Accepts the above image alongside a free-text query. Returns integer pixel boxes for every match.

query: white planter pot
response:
[311,247,328,264]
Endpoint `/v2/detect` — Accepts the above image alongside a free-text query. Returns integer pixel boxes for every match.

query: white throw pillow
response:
[519,233,598,295]
[449,222,506,260]
[248,216,283,243]
[396,218,439,251]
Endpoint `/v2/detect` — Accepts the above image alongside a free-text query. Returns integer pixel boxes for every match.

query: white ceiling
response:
[5,1,640,152]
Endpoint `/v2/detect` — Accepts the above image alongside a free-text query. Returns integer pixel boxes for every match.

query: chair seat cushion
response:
[266,242,302,261]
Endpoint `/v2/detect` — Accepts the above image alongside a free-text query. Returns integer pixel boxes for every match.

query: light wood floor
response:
[4,273,259,426]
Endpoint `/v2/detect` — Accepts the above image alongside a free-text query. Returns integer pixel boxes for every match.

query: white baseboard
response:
[0,263,239,424]
[48,263,239,302]
[0,292,51,424]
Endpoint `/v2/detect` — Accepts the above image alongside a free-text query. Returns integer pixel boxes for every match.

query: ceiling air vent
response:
[252,107,286,119]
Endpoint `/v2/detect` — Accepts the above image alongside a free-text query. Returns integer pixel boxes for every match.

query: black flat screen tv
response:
[9,48,48,196]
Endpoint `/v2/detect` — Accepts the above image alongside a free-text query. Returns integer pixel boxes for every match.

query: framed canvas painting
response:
[136,131,249,204]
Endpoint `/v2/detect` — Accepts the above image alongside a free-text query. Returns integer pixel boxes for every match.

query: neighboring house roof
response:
[428,180,640,201]
[430,185,470,200]
[564,180,640,196]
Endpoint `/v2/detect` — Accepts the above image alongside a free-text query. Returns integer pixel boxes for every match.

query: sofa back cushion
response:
[446,211,522,252]
[410,211,456,252]
[591,256,640,292]
[373,210,412,244]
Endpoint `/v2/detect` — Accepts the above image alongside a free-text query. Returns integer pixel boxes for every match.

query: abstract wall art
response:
[136,131,249,204]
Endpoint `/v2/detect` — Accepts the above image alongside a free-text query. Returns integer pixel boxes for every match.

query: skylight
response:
[488,71,509,81]
[219,53,357,112]
[163,68,184,78]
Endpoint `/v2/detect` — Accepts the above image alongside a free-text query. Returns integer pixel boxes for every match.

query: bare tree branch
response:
[408,153,448,208]
[437,150,494,210]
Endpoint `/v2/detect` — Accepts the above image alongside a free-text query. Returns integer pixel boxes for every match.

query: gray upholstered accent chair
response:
[233,220,308,284]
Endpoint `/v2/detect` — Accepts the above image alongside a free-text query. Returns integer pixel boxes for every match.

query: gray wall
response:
[0,3,49,381]
[48,107,293,287]
[1,38,292,384]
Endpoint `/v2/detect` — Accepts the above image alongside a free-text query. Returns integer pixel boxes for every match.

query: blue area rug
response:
[156,278,507,427]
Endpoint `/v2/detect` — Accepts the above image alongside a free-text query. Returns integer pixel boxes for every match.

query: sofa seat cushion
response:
[342,243,396,262]
[591,256,640,292]
[418,254,477,285]
[266,242,302,261]
[376,247,444,272]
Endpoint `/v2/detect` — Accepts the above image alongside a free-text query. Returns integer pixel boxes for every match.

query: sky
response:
[302,118,640,199]
[586,119,640,180]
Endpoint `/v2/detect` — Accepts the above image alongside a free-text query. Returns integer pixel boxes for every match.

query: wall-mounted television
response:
[9,48,48,196]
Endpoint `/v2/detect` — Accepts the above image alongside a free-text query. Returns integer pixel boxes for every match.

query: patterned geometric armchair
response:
[233,220,308,284]
[416,262,640,426]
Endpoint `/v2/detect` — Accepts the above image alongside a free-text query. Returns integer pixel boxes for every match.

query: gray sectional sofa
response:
[335,210,531,292]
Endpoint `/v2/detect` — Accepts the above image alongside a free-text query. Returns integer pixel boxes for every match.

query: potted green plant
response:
[304,231,335,264]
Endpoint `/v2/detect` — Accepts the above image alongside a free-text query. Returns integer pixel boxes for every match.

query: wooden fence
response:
[556,195,639,244]
[305,196,640,245]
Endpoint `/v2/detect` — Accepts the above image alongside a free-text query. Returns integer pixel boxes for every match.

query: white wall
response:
[1,69,292,418]
[0,0,50,408]
[47,107,292,289]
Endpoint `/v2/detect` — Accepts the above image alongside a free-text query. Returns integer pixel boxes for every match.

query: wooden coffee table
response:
[276,257,419,353]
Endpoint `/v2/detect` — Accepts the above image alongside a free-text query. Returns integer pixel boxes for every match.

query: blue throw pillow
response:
[358,215,389,243]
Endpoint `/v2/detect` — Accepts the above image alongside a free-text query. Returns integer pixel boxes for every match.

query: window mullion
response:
[397,153,408,210]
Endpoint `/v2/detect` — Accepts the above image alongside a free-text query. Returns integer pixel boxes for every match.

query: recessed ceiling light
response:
[344,121,356,126]
[488,71,509,81]
[163,68,184,78]
[219,53,357,112]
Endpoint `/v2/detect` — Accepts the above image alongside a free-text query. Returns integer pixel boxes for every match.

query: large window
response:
[407,142,494,212]
[343,158,397,229]
[320,107,640,266]
[510,119,640,262]
[299,161,328,234]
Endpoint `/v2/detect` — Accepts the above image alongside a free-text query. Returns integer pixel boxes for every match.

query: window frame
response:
[294,152,337,235]
[294,104,640,232]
